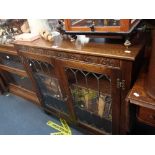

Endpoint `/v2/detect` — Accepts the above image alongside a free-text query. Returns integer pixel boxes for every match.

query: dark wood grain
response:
[9,83,40,105]
[0,64,28,77]
[0,71,8,93]
[125,68,155,132]
[137,107,155,127]
[14,37,144,61]
[127,72,155,110]
[145,30,155,99]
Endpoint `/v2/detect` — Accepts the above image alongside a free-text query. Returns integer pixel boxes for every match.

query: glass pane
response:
[7,73,33,91]
[65,68,112,134]
[28,59,68,114]
[0,52,24,70]
[71,19,120,27]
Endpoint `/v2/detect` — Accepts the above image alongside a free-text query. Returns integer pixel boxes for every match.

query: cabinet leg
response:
[125,100,130,133]
[119,99,130,135]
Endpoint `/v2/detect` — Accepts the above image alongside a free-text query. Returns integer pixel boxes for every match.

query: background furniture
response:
[125,28,155,133]
[64,19,140,33]
[125,68,155,133]
[145,30,155,99]
[0,44,40,104]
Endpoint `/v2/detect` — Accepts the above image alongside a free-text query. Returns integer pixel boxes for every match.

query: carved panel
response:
[17,46,54,56]
[55,52,120,68]
[82,55,97,63]
[100,58,120,67]
[56,52,81,61]
[16,45,120,68]
[17,45,28,52]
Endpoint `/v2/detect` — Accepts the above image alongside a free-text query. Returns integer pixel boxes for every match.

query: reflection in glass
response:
[27,58,68,114]
[71,19,120,27]
[7,73,33,91]
[0,53,24,70]
[65,68,112,133]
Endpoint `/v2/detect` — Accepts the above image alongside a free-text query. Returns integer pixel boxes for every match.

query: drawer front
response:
[137,107,155,127]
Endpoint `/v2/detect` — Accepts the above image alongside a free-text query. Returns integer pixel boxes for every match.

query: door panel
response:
[59,59,121,134]
[24,57,70,116]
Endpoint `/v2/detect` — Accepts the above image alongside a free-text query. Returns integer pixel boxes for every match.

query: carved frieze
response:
[100,58,120,67]
[16,45,120,68]
[17,45,28,52]
[56,52,120,68]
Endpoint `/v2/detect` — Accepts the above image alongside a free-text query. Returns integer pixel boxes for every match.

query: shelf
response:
[0,60,24,70]
[9,83,40,105]
[7,73,34,91]
[126,66,155,132]
[0,64,28,77]
[127,69,155,110]
[2,60,24,70]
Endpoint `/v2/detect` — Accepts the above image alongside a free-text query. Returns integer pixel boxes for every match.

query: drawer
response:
[137,107,155,127]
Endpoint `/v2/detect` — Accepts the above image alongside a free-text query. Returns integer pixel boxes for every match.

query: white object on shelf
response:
[15,33,40,41]
[77,35,89,45]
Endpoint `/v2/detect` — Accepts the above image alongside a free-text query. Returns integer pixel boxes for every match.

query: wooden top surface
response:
[0,43,14,48]
[14,37,145,61]
[127,69,155,110]
[0,43,17,55]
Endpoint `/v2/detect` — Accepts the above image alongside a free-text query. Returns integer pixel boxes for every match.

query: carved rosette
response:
[100,58,120,67]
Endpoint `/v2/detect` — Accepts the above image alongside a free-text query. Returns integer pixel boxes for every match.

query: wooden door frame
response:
[57,58,121,134]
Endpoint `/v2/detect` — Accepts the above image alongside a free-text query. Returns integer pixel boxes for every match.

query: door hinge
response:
[117,78,125,90]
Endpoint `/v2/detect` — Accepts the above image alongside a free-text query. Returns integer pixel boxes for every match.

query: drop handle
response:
[89,22,95,31]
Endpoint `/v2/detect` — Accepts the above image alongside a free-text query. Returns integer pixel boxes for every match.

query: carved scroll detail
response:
[17,46,120,68]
